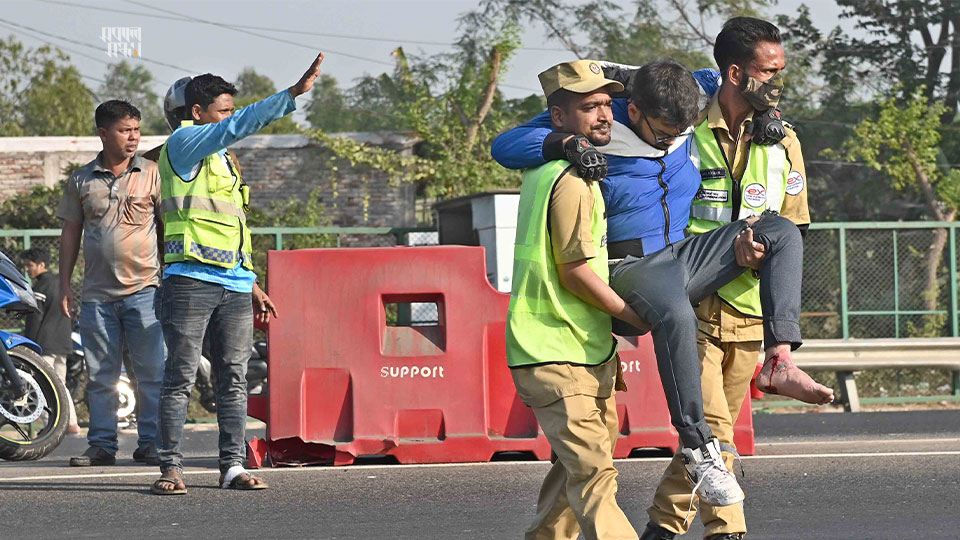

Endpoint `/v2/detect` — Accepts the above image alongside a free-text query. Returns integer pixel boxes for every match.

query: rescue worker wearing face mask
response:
[639,17,814,540]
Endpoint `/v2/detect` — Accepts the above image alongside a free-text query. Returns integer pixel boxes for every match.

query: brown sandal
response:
[219,471,268,490]
[151,471,187,495]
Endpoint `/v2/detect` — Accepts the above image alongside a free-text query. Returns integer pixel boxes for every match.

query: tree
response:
[232,67,298,134]
[829,87,960,335]
[471,0,774,68]
[0,36,95,136]
[299,18,532,200]
[304,73,391,132]
[235,67,277,98]
[99,61,166,135]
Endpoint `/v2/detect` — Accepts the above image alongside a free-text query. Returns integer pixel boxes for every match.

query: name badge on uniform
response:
[700,168,726,180]
[695,188,728,202]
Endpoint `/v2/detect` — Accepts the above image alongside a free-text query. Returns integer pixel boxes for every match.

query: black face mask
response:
[739,71,784,110]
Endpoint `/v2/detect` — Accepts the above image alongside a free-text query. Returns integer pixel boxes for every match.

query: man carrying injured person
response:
[493,58,833,513]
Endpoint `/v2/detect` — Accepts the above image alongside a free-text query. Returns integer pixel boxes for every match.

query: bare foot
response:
[66,424,81,435]
[757,349,834,405]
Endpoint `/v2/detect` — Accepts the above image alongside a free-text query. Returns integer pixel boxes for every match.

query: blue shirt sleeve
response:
[167,89,297,179]
[693,68,721,98]
[490,110,553,170]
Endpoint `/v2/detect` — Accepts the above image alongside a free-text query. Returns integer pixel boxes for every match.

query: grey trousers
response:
[609,213,803,449]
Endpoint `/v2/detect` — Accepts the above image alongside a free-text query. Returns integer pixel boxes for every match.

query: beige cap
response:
[538,60,625,99]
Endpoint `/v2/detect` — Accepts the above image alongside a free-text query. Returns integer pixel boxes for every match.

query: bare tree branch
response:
[665,0,715,48]
[465,46,502,147]
[904,137,948,221]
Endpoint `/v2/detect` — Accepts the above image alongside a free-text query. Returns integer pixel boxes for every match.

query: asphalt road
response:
[2,410,959,540]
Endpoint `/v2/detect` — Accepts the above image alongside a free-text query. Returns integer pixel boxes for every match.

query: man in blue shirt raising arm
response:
[151,53,324,495]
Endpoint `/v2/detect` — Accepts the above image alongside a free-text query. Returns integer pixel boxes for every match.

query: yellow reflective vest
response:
[158,121,254,270]
[506,160,616,368]
[687,120,788,316]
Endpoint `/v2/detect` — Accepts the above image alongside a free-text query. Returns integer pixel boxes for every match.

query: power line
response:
[124,0,395,68]
[0,16,195,74]
[123,0,540,93]
[34,0,569,52]
[0,19,164,93]
[29,0,542,92]
[0,21,105,88]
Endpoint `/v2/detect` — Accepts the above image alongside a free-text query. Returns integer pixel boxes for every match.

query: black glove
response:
[563,135,607,181]
[749,107,787,146]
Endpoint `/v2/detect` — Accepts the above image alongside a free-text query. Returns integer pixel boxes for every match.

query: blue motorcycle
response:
[0,251,68,460]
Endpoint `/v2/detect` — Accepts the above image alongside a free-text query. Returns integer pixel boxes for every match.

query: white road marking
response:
[2,448,959,482]
[759,437,960,446]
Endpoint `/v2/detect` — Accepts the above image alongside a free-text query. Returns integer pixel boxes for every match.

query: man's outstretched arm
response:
[490,110,553,170]
[168,53,324,178]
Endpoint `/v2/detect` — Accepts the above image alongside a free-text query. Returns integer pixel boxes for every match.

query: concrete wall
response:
[0,133,419,232]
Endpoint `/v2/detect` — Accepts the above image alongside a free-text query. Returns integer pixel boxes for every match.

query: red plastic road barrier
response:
[614,336,754,457]
[260,246,753,465]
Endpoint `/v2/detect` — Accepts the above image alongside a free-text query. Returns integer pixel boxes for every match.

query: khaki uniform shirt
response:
[511,170,622,408]
[694,95,810,342]
[56,154,161,302]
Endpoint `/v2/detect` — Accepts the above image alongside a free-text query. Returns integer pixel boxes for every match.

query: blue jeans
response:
[79,286,165,454]
[157,275,252,473]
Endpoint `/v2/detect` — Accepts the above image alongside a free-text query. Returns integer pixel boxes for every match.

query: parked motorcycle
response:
[195,327,268,414]
[67,330,138,425]
[0,251,69,460]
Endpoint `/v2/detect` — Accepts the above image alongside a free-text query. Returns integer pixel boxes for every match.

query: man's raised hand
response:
[289,52,325,98]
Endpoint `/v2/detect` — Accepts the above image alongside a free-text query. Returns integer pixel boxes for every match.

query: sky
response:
[2,0,849,107]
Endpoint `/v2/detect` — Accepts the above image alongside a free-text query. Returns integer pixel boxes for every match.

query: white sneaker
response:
[680,438,744,507]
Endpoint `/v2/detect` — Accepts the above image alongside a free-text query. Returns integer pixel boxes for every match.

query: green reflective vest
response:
[506,160,616,368]
[687,120,788,316]
[158,122,254,270]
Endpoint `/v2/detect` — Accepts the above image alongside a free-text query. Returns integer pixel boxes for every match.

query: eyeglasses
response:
[642,114,693,145]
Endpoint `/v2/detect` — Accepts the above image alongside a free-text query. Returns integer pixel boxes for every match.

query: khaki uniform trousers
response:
[512,357,638,540]
[647,293,760,537]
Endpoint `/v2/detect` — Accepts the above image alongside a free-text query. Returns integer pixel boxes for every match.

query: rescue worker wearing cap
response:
[150,53,324,496]
[506,60,643,540]
[638,18,814,540]
[493,57,834,516]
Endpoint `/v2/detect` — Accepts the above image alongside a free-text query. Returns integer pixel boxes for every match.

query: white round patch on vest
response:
[743,183,766,207]
[786,170,805,195]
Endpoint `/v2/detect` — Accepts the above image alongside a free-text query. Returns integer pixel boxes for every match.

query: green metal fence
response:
[802,222,960,340]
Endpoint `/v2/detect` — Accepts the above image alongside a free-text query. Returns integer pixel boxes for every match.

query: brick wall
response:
[0,133,418,232]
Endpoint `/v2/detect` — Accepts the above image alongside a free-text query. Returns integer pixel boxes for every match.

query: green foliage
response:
[0,180,66,230]
[829,87,956,211]
[0,36,95,136]
[247,186,336,278]
[235,67,278,98]
[471,0,772,67]
[306,73,407,132]
[99,61,166,135]
[301,20,530,198]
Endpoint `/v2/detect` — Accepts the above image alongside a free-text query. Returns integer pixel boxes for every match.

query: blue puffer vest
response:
[600,99,701,253]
